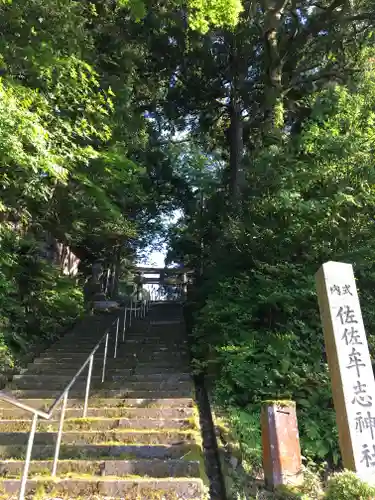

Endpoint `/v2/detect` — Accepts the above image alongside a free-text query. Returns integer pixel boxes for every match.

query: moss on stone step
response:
[0,491,204,500]
[0,406,194,420]
[0,442,201,461]
[0,417,195,432]
[0,429,200,446]
[0,306,207,499]
[0,458,201,479]
[0,398,194,411]
[12,389,194,399]
[0,477,205,499]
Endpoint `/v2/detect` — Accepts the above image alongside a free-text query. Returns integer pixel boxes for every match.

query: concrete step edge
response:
[0,458,201,479]
[0,442,199,460]
[0,397,194,409]
[9,391,194,399]
[0,418,195,431]
[12,374,191,381]
[0,430,199,446]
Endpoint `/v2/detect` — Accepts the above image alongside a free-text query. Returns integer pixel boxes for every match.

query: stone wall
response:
[0,218,81,277]
[40,233,81,277]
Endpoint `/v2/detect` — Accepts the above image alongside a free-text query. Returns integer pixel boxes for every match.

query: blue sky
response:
[143,244,167,267]
[137,209,182,268]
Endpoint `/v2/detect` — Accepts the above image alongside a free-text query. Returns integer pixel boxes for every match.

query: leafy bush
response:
[276,470,375,499]
[186,77,375,470]
[193,265,340,465]
[0,229,84,370]
[325,471,375,500]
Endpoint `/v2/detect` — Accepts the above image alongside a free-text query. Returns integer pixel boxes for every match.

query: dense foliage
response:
[186,69,375,464]
[162,3,375,494]
[2,0,375,496]
[171,68,375,481]
[0,229,84,371]
[0,0,231,365]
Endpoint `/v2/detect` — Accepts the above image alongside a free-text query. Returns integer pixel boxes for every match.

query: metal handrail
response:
[0,297,151,500]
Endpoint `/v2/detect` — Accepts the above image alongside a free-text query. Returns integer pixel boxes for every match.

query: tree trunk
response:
[263,0,288,134]
[228,98,244,201]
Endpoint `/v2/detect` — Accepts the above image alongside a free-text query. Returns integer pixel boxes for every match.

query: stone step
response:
[36,355,189,365]
[0,406,194,420]
[0,477,203,499]
[0,417,195,432]
[66,317,117,331]
[0,305,202,498]
[55,336,186,343]
[10,377,191,391]
[11,388,193,399]
[28,365,190,374]
[0,442,197,460]
[28,363,189,373]
[34,353,188,367]
[39,350,189,358]
[124,333,185,337]
[24,366,190,377]
[123,341,187,346]
[41,338,181,346]
[0,429,198,446]
[25,368,190,381]
[42,351,189,359]
[54,334,183,340]
[0,458,200,478]
[29,360,188,369]
[17,370,190,379]
[0,398,194,410]
[123,340,186,344]
[46,336,183,344]
[51,343,187,352]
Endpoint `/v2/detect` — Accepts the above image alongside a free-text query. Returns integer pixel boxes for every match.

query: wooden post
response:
[316,261,375,483]
[261,400,302,489]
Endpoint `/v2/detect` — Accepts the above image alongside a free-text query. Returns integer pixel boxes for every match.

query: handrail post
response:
[102,333,109,383]
[52,391,68,477]
[114,316,119,358]
[19,413,38,500]
[130,299,133,326]
[83,354,94,417]
[122,307,127,342]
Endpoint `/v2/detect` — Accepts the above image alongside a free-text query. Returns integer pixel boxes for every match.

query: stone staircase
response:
[0,304,206,499]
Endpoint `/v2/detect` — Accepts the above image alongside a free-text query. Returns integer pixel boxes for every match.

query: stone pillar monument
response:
[261,401,302,489]
[316,261,375,483]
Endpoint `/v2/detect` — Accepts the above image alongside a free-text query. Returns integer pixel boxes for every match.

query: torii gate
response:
[134,266,192,300]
